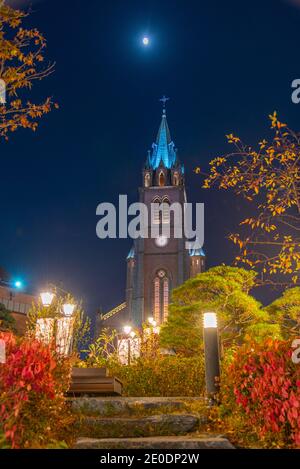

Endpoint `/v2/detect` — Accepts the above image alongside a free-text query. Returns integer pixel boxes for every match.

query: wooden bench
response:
[68,367,123,396]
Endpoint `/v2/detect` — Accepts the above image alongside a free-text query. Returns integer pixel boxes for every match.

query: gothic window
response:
[162,197,170,224]
[145,173,151,187]
[173,172,179,186]
[159,171,165,186]
[163,277,169,322]
[154,277,160,324]
[152,270,170,325]
[152,197,161,225]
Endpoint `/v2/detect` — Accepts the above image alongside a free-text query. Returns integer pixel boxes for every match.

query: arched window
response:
[162,197,170,224]
[152,270,169,325]
[173,172,179,186]
[152,197,161,225]
[159,171,165,187]
[153,277,160,324]
[144,173,151,187]
[163,277,169,322]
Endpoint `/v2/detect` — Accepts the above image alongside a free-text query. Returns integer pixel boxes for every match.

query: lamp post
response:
[123,325,133,365]
[37,291,76,356]
[147,317,160,334]
[57,303,76,355]
[203,312,220,403]
[40,291,55,307]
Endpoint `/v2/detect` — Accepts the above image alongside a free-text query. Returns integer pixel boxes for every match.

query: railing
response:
[0,298,31,315]
[101,302,126,321]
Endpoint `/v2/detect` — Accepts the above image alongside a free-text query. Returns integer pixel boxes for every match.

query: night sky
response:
[1,0,300,323]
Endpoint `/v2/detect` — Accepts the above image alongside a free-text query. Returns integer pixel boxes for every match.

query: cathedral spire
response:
[147,97,177,170]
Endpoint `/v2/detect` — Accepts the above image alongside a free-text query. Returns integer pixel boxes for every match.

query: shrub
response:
[0,331,72,448]
[0,303,16,332]
[220,339,300,448]
[85,327,206,397]
[109,355,205,397]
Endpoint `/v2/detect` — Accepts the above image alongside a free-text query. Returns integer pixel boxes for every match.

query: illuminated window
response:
[145,173,151,187]
[163,277,169,322]
[152,271,169,325]
[152,197,161,225]
[154,277,160,324]
[162,197,170,224]
[159,171,165,186]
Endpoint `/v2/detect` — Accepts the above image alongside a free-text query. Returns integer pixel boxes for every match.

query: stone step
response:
[74,435,234,449]
[78,413,202,439]
[71,396,205,416]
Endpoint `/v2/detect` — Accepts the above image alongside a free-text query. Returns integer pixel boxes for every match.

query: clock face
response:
[155,235,168,247]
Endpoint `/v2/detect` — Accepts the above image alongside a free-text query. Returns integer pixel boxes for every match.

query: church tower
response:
[98,99,206,331]
[125,99,205,327]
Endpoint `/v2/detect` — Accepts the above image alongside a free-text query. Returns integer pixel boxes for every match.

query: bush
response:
[0,303,16,332]
[220,339,300,448]
[0,332,72,448]
[109,355,205,397]
[84,327,206,397]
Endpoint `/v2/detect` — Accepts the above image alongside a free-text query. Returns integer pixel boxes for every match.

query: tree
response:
[0,303,16,331]
[159,266,274,356]
[0,1,57,140]
[198,113,300,287]
[264,287,300,338]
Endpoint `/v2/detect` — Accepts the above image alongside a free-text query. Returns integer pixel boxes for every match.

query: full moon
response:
[142,37,149,46]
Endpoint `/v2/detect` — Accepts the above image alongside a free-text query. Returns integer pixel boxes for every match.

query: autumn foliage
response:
[0,331,71,448]
[0,1,57,140]
[198,113,300,287]
[221,339,300,448]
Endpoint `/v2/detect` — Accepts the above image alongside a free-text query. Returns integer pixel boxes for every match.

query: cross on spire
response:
[159,95,170,114]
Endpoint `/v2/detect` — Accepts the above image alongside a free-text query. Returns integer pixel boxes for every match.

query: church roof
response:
[189,247,206,257]
[147,110,178,170]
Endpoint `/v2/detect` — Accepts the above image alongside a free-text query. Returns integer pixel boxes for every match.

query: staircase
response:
[71,397,234,449]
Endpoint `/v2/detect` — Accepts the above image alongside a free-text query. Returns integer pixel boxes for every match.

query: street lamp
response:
[148,317,158,326]
[40,291,55,307]
[63,303,76,317]
[57,303,76,356]
[37,292,76,356]
[203,312,220,404]
[14,280,22,289]
[123,325,133,365]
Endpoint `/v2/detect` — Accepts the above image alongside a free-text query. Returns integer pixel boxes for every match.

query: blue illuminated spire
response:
[147,98,178,170]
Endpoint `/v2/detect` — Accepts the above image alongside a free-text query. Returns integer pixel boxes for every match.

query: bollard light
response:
[203,311,220,402]
[40,291,55,307]
[203,312,217,329]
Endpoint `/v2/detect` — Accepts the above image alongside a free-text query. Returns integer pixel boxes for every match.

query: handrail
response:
[101,302,126,321]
